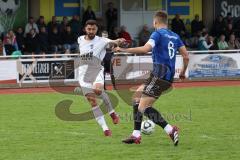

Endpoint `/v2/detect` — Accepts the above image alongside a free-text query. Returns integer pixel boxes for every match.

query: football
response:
[141,119,155,135]
[0,0,20,15]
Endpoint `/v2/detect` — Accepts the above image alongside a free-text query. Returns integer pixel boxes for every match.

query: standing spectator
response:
[225,23,235,41]
[38,26,49,55]
[96,17,105,36]
[101,31,117,90]
[109,26,120,39]
[0,39,3,55]
[138,24,151,46]
[105,2,118,34]
[228,34,240,49]
[48,27,62,54]
[82,6,96,26]
[48,16,59,34]
[212,15,226,37]
[69,15,82,36]
[119,25,132,47]
[62,25,78,54]
[25,28,39,55]
[15,27,25,53]
[224,13,233,26]
[59,16,69,33]
[36,16,47,31]
[171,14,186,37]
[25,17,39,36]
[217,34,229,50]
[191,14,205,36]
[198,32,213,50]
[3,30,18,55]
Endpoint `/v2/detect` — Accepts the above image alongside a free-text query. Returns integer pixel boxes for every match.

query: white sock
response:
[92,106,109,131]
[99,91,115,115]
[132,130,141,138]
[164,124,173,134]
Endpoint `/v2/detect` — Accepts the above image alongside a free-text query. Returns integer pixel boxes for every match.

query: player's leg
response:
[140,78,179,146]
[94,69,119,124]
[122,84,144,144]
[123,74,179,145]
[110,62,116,90]
[79,68,111,136]
[85,92,111,136]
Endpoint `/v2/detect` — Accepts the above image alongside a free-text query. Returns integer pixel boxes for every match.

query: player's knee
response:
[86,95,97,106]
[132,96,140,104]
[138,106,146,113]
[93,89,102,96]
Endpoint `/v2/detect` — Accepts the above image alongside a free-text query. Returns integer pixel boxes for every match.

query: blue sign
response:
[55,0,80,16]
[167,0,190,15]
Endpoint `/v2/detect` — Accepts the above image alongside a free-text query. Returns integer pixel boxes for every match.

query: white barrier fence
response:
[0,50,240,85]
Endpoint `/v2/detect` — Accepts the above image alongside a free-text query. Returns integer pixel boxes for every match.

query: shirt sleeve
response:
[146,31,160,48]
[77,36,81,45]
[102,37,112,49]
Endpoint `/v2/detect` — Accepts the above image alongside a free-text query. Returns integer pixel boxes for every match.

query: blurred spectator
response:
[217,34,229,50]
[96,17,105,36]
[138,24,151,46]
[25,28,39,55]
[15,27,25,52]
[101,30,116,90]
[48,16,59,34]
[60,16,69,33]
[25,17,39,36]
[225,23,235,41]
[208,36,219,50]
[69,15,82,36]
[198,32,213,50]
[228,34,240,49]
[224,13,233,26]
[171,14,186,37]
[36,16,47,31]
[38,26,49,54]
[234,18,240,38]
[106,2,118,34]
[82,6,96,26]
[3,30,18,55]
[48,27,63,54]
[109,26,120,39]
[191,14,205,36]
[0,32,3,41]
[0,39,3,55]
[119,25,132,47]
[212,15,226,37]
[62,25,78,54]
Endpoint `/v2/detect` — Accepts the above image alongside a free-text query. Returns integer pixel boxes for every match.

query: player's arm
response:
[178,46,189,80]
[114,43,152,54]
[108,38,126,47]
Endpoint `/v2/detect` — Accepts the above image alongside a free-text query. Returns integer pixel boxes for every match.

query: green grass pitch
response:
[0,86,240,160]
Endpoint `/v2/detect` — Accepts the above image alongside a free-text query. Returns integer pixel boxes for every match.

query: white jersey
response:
[77,35,111,94]
[77,35,111,67]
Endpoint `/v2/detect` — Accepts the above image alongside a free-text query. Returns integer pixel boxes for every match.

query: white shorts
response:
[78,65,104,95]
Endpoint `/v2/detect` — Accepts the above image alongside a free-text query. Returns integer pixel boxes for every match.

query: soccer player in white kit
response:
[77,20,124,136]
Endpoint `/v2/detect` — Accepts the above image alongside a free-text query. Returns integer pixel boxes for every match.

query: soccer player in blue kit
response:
[114,11,189,145]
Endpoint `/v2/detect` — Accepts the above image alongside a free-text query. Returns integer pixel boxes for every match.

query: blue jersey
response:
[148,28,184,81]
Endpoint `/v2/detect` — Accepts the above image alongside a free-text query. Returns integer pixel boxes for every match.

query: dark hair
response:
[202,32,208,37]
[154,11,168,24]
[85,20,98,27]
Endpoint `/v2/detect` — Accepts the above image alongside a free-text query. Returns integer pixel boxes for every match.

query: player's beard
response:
[87,33,96,40]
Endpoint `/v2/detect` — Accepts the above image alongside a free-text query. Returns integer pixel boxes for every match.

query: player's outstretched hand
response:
[118,38,126,44]
[179,71,186,80]
[113,46,122,52]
